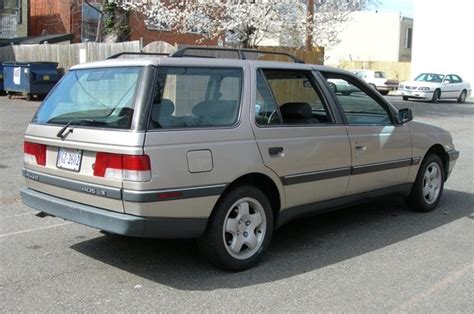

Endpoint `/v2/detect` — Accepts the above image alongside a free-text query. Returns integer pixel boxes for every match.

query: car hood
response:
[401,81,440,87]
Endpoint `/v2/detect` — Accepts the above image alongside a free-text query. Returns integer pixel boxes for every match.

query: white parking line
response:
[0,222,73,238]
[0,212,37,220]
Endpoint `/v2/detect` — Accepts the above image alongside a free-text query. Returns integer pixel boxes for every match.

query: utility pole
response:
[306,0,314,50]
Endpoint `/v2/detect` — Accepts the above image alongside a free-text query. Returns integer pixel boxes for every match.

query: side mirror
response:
[399,108,413,124]
[443,80,450,84]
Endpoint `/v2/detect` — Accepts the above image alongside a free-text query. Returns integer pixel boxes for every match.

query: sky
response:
[372,0,414,18]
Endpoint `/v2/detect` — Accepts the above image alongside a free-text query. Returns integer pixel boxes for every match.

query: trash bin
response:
[2,62,61,101]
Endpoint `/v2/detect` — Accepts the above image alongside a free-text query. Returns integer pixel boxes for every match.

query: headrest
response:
[157,99,175,116]
[280,102,312,120]
[192,100,238,125]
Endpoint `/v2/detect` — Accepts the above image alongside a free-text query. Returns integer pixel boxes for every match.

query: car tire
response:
[197,185,273,271]
[407,154,445,212]
[402,96,409,101]
[431,89,441,103]
[457,90,467,103]
[380,90,389,96]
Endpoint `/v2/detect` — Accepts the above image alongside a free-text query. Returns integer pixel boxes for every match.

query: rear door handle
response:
[269,147,284,157]
[355,145,366,152]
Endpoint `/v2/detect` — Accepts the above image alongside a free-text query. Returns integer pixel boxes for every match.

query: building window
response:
[405,28,413,49]
[82,3,101,42]
[0,0,21,23]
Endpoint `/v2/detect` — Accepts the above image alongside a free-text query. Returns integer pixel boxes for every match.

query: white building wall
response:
[412,0,474,85]
[325,11,406,66]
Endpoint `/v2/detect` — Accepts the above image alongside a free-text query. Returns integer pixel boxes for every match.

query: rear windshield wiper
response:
[56,118,100,139]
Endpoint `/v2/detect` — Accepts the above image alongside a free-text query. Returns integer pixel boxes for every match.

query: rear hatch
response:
[23,65,150,213]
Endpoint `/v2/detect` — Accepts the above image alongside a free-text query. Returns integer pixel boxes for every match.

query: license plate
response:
[56,147,82,172]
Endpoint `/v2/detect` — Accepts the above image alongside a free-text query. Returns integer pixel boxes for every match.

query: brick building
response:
[28,0,218,46]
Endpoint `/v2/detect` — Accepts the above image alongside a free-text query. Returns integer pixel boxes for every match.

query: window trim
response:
[253,68,337,128]
[145,65,245,132]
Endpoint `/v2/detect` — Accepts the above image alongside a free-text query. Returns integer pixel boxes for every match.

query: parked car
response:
[398,73,471,103]
[20,48,459,271]
[352,69,399,95]
[327,78,355,95]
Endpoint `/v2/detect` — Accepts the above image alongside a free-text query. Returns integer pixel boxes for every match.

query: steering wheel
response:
[267,110,279,124]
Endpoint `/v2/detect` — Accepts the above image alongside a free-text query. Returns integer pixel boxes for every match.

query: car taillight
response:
[24,141,46,166]
[94,152,151,182]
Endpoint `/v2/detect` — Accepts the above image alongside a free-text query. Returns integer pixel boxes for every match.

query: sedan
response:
[399,73,471,103]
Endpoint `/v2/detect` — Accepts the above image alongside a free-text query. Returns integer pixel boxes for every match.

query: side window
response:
[444,75,453,84]
[255,69,332,125]
[451,75,462,83]
[322,73,392,125]
[149,67,242,129]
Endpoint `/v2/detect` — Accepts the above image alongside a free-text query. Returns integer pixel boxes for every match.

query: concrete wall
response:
[411,0,474,86]
[325,11,412,66]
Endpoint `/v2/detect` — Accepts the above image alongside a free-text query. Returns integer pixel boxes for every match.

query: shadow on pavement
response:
[71,189,473,291]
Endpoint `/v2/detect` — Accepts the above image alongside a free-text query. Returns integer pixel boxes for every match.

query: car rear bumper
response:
[20,187,208,239]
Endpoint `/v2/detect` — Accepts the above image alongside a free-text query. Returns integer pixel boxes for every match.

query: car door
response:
[441,75,456,98]
[450,74,464,98]
[320,72,412,195]
[251,66,351,209]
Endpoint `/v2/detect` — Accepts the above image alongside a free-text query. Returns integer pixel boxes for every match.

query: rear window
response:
[32,67,142,129]
[149,67,242,129]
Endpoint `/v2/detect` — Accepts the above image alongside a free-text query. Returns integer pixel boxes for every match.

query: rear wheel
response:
[431,89,441,103]
[380,90,389,96]
[407,154,445,212]
[457,90,467,103]
[402,96,409,101]
[197,185,273,271]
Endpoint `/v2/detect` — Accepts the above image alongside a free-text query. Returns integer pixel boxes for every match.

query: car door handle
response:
[269,147,284,157]
[355,145,366,152]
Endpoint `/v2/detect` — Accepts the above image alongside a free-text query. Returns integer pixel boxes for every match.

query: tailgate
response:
[23,124,145,213]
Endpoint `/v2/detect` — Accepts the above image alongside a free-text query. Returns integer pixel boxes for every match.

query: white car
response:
[352,70,399,95]
[327,79,355,95]
[399,73,471,103]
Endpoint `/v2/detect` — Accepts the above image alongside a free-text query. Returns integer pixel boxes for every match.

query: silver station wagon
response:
[21,48,459,271]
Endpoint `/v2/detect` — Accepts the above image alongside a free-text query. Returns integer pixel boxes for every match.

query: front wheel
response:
[197,185,273,271]
[431,89,441,103]
[380,90,389,96]
[407,154,445,212]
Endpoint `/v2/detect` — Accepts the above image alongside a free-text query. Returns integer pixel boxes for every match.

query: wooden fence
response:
[0,41,142,71]
[0,41,325,72]
[338,60,411,81]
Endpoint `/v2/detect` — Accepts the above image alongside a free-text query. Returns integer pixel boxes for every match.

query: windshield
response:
[33,67,142,129]
[415,73,444,83]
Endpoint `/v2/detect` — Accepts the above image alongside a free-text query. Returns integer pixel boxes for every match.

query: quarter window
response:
[149,67,242,129]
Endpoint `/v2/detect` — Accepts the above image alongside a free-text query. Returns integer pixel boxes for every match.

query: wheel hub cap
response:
[422,162,442,205]
[223,197,267,260]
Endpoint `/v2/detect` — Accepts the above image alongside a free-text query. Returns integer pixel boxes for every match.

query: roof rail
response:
[171,47,305,64]
[107,52,169,59]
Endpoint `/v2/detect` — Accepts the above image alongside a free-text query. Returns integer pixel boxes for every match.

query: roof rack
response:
[171,47,305,64]
[107,52,169,59]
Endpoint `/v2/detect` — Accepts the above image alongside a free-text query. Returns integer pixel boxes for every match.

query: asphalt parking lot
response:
[1,95,473,312]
